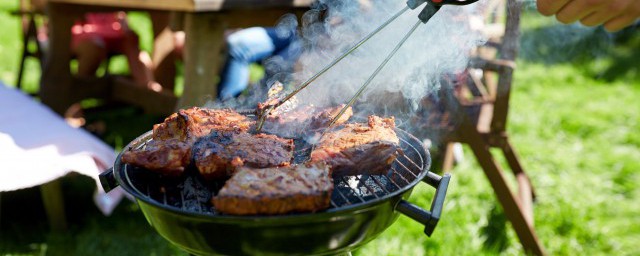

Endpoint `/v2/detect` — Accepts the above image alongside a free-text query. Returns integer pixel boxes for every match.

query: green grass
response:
[1,2,639,255]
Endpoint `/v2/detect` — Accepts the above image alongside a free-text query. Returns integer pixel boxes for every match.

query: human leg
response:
[118,30,161,91]
[218,27,276,100]
[73,37,108,78]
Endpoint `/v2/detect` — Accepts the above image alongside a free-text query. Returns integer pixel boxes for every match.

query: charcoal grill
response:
[100,128,450,256]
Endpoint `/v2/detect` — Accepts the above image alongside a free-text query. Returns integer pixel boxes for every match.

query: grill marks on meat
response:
[262,105,353,138]
[212,163,333,215]
[124,107,253,174]
[121,139,191,176]
[153,107,253,143]
[193,131,294,180]
[310,116,401,177]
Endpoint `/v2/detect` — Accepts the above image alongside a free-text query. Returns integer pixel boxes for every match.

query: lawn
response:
[1,1,639,255]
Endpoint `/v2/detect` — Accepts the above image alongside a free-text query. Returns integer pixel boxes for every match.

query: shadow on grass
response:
[480,204,510,253]
[597,26,640,82]
[519,23,640,83]
[519,23,612,65]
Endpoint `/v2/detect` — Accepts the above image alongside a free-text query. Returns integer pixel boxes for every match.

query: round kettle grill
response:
[100,129,451,256]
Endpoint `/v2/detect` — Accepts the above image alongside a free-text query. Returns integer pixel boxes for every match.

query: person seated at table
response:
[71,11,163,92]
[215,0,373,101]
[217,23,303,101]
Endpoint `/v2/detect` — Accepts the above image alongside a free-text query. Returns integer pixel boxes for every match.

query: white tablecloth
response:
[0,83,125,215]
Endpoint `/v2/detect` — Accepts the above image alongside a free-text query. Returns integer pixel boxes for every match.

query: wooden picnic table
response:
[40,0,312,115]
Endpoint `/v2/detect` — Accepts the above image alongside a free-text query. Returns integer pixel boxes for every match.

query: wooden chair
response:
[12,0,45,91]
[415,0,546,254]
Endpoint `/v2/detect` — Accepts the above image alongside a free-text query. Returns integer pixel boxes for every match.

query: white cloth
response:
[0,83,125,215]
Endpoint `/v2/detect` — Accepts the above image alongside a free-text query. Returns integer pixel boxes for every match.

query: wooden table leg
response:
[177,12,226,109]
[150,11,177,91]
[40,179,67,232]
[40,3,76,115]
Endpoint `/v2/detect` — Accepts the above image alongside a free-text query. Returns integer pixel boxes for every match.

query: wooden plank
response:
[491,0,522,133]
[195,0,313,11]
[223,7,309,27]
[501,139,537,200]
[111,76,178,116]
[48,0,313,11]
[442,143,455,172]
[49,0,196,11]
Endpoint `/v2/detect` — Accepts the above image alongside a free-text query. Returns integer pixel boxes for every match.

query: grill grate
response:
[123,131,426,215]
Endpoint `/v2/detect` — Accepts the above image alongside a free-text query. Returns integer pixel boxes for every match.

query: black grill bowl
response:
[137,191,405,255]
[103,129,451,256]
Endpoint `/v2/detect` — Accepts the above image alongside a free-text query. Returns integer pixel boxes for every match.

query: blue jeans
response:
[218,27,301,100]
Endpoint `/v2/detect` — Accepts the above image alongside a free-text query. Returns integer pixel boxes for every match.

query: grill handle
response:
[99,167,119,193]
[396,173,451,237]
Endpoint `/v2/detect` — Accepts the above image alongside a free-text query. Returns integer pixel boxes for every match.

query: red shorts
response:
[71,12,128,53]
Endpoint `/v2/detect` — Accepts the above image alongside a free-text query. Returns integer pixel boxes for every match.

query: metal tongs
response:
[255,0,480,132]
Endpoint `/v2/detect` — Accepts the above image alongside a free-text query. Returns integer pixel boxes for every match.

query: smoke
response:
[209,1,492,148]
[288,1,487,112]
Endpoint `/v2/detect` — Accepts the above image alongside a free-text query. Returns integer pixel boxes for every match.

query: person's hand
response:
[537,0,640,32]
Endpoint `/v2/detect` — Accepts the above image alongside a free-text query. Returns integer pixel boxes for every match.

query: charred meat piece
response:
[152,107,253,143]
[262,105,353,138]
[193,131,294,180]
[121,138,191,176]
[212,163,333,215]
[310,116,400,177]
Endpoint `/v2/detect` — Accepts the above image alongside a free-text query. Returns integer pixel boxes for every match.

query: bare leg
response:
[74,38,107,78]
[119,31,160,90]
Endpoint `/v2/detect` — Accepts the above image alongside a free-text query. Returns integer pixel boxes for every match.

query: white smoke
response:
[288,1,488,111]
[210,0,492,145]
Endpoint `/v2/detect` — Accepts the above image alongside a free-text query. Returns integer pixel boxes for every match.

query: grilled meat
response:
[121,138,191,176]
[193,131,294,180]
[212,163,333,215]
[153,107,253,143]
[262,105,353,138]
[124,107,253,175]
[310,115,400,177]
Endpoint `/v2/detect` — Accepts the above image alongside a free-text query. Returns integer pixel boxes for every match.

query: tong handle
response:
[408,0,479,23]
